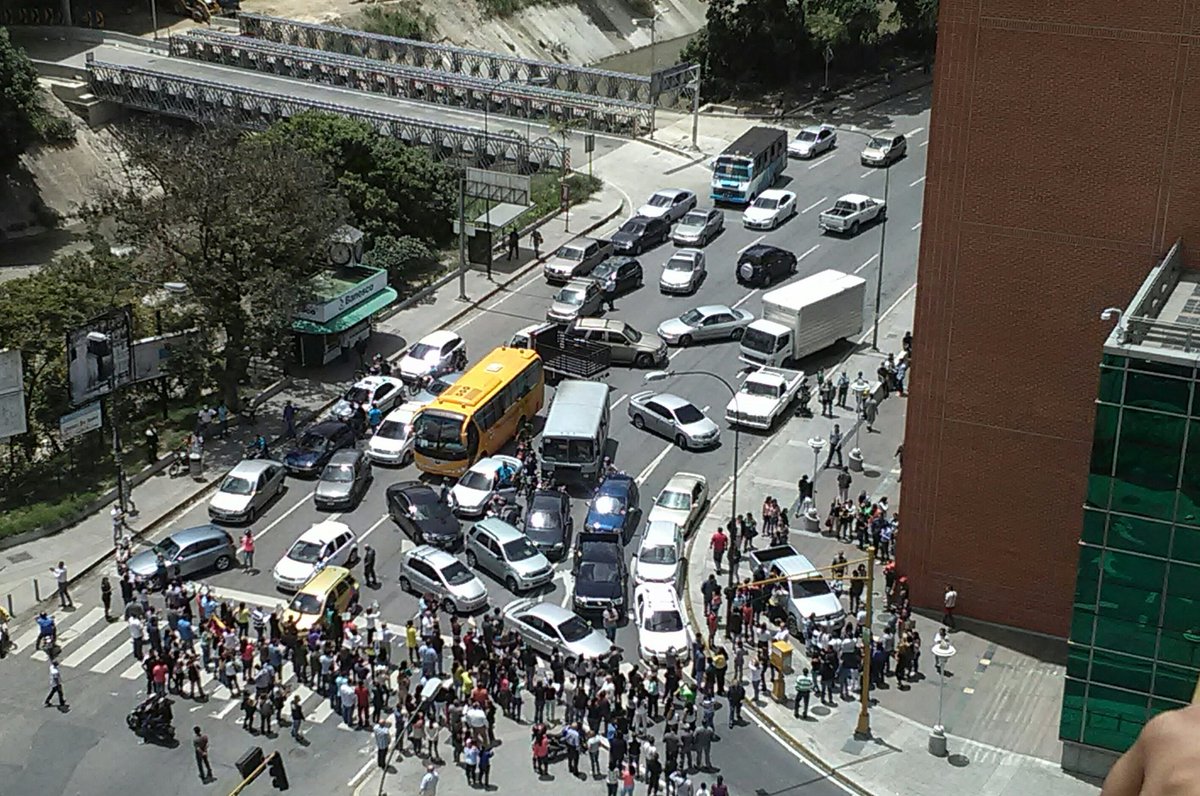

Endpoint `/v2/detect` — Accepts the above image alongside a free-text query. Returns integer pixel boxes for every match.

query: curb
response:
[48,196,624,605]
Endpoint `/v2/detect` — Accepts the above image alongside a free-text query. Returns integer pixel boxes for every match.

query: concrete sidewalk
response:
[0,184,624,619]
[682,284,1100,796]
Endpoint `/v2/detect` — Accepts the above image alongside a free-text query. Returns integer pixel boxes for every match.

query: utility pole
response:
[691,65,701,151]
[855,545,876,738]
[457,172,468,301]
[871,164,890,351]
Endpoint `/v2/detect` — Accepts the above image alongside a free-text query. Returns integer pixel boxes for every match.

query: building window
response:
[1081,684,1149,752]
[1151,661,1199,702]
[1171,525,1200,566]
[1125,369,1191,414]
[1175,421,1200,527]
[1090,648,1153,692]
[1081,509,1107,546]
[1060,677,1086,742]
[1086,404,1120,509]
[1111,409,1184,521]
[1106,514,1171,558]
[1097,366,1125,404]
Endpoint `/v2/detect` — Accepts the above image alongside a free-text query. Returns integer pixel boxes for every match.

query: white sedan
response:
[646,471,709,533]
[397,330,467,386]
[449,455,523,517]
[743,190,798,230]
[366,401,422,465]
[788,124,837,159]
[331,375,405,422]
[637,189,697,223]
[634,583,692,662]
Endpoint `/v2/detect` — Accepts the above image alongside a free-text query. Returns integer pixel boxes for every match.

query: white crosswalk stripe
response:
[90,638,135,674]
[30,607,106,662]
[120,659,144,680]
[60,617,128,667]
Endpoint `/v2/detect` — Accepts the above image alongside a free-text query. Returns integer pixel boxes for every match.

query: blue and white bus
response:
[710,126,788,205]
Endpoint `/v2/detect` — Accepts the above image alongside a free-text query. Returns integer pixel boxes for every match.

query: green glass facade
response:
[1062,353,1200,754]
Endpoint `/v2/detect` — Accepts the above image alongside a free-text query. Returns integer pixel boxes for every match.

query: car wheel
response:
[679,335,692,347]
[399,575,412,593]
[635,353,652,368]
[731,328,744,341]
[789,259,798,275]
[878,208,887,222]
[632,414,645,429]
[505,576,519,593]
[675,434,689,449]
[441,597,456,614]
[850,221,860,236]
[466,551,478,568]
[214,554,232,572]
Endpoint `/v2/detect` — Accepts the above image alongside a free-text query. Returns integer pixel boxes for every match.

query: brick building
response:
[898,1,1200,637]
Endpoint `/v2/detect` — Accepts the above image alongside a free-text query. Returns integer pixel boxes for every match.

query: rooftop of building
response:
[1105,240,1200,365]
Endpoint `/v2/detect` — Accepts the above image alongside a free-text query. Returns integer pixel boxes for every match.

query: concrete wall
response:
[897,0,1200,637]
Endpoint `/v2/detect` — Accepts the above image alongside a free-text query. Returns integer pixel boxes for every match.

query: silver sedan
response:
[628,391,721,450]
[659,249,707,295]
[502,597,615,659]
[657,304,754,346]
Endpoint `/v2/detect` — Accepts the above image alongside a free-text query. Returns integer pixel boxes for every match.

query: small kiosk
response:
[292,227,398,368]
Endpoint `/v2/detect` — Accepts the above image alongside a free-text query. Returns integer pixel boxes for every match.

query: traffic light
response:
[267,752,289,791]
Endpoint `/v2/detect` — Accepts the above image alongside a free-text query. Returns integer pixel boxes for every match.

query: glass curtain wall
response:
[1063,353,1200,753]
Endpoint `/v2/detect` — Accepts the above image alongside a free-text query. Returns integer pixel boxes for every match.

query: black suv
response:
[610,216,670,255]
[736,244,797,287]
[572,531,628,613]
[590,257,643,298]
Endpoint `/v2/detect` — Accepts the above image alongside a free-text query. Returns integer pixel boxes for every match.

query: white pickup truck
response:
[818,194,886,235]
[725,366,805,429]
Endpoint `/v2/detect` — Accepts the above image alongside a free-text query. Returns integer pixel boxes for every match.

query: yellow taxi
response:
[282,565,359,632]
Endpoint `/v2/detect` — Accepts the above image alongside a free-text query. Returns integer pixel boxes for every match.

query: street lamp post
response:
[807,436,825,502]
[646,369,740,584]
[835,127,892,351]
[378,676,444,795]
[929,639,957,756]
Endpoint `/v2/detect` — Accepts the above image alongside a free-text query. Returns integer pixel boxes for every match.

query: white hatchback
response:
[634,583,692,663]
[272,520,359,591]
[634,520,685,590]
[367,401,422,466]
[449,455,523,517]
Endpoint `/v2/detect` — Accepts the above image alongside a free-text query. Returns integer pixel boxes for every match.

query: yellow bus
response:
[411,347,545,478]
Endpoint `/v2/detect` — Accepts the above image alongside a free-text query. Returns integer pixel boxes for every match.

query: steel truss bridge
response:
[170,28,654,136]
[85,55,567,171]
[237,12,696,108]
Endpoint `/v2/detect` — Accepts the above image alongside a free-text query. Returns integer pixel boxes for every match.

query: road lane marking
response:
[213,698,240,720]
[451,269,546,333]
[611,393,628,410]
[120,659,143,680]
[90,639,134,674]
[801,197,826,214]
[668,349,684,360]
[909,176,926,187]
[860,171,874,179]
[920,140,929,148]
[798,244,820,260]
[807,155,833,170]
[559,569,575,608]
[61,615,127,667]
[349,758,377,788]
[732,290,757,309]
[635,443,674,486]
[912,222,922,231]
[208,585,288,609]
[254,492,313,540]
[853,254,878,275]
[29,607,106,662]
[357,514,389,544]
[906,127,925,137]
[737,235,765,254]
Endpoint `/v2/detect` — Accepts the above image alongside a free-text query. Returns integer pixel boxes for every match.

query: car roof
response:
[642,520,682,543]
[170,524,230,546]
[596,473,635,496]
[297,565,353,596]
[652,189,689,199]
[563,278,596,290]
[415,330,460,348]
[308,420,350,435]
[562,236,600,248]
[664,472,705,491]
[838,193,871,203]
[758,189,793,201]
[695,304,733,316]
[326,449,362,466]
[530,491,565,509]
[472,517,524,541]
[382,402,422,423]
[635,582,682,608]
[389,480,436,500]
[297,520,354,544]
[649,393,691,410]
[228,459,279,478]
[800,125,826,134]
[406,544,459,568]
[520,600,575,625]
[352,375,401,390]
[574,318,626,332]
[741,243,786,258]
[470,455,521,473]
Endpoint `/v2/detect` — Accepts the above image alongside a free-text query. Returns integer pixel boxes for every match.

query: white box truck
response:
[738,269,865,367]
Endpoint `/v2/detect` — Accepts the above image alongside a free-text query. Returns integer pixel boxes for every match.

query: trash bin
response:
[188,451,203,478]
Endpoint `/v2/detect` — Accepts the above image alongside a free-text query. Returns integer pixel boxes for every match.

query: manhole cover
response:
[6,552,33,564]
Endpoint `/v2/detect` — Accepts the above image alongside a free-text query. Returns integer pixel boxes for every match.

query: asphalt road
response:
[0,94,928,795]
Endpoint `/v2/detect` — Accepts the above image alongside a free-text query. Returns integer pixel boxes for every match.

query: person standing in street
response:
[709,527,728,574]
[100,576,113,621]
[836,372,849,408]
[507,228,520,262]
[374,719,391,769]
[240,531,255,573]
[44,658,67,707]
[419,763,440,796]
[283,400,297,439]
[363,545,378,588]
[825,424,844,468]
[943,585,958,630]
[531,228,544,259]
[193,726,213,781]
[863,396,879,432]
[290,695,305,740]
[793,667,813,719]
[50,562,73,609]
[144,426,159,465]
[603,606,619,643]
[216,401,229,439]
[836,468,852,503]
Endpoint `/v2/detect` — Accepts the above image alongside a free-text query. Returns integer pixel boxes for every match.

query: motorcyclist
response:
[35,611,56,651]
[252,434,270,459]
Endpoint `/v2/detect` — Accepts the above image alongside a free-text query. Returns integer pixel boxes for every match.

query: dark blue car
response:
[584,473,640,539]
[284,421,356,477]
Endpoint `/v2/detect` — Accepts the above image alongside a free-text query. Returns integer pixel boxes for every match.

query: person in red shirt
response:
[355,681,369,728]
[471,683,489,707]
[152,660,168,696]
[532,732,550,776]
[710,528,729,573]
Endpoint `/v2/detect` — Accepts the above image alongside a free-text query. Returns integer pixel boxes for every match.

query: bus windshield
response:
[412,410,466,460]
[714,157,752,179]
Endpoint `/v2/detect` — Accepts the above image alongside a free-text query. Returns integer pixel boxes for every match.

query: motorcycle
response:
[127,695,175,742]
[167,447,189,478]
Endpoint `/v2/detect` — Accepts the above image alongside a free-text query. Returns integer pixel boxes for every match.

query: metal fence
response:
[170,28,653,136]
[85,55,567,171]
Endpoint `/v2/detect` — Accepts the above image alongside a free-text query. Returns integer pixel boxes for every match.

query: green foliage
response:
[892,0,938,44]
[263,112,455,248]
[0,27,45,168]
[38,114,76,145]
[365,234,442,294]
[356,3,437,40]
[805,0,882,51]
[0,490,102,540]
[475,0,562,19]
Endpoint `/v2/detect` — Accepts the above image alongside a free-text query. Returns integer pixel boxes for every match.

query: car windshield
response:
[625,326,642,343]
[288,540,325,564]
[641,544,677,565]
[408,343,437,360]
[153,538,182,559]
[799,131,818,142]
[558,615,592,643]
[528,507,560,529]
[459,471,493,491]
[557,288,585,306]
[681,212,707,226]
[343,386,371,405]
[657,489,691,510]
[741,326,777,352]
[674,404,705,424]
[375,419,410,441]
[220,475,254,496]
[678,308,705,326]
[666,258,697,272]
[648,194,673,207]
[743,381,781,397]
[322,464,355,482]
[406,494,439,520]
[442,561,475,586]
[792,579,834,599]
[592,495,626,515]
[298,432,330,451]
[412,410,466,459]
[868,137,890,148]
[753,198,779,210]
[591,263,616,280]
[556,246,584,261]
[503,538,539,561]
[289,593,322,614]
[646,610,684,632]
[714,157,751,178]
[620,220,645,234]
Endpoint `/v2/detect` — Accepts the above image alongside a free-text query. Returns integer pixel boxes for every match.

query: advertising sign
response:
[0,349,27,439]
[132,330,197,383]
[60,402,103,441]
[66,307,133,407]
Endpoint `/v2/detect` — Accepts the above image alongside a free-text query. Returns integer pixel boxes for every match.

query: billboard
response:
[132,329,197,383]
[0,349,27,439]
[66,307,133,407]
[60,402,103,441]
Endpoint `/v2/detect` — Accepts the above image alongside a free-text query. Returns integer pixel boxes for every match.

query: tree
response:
[0,27,44,168]
[262,112,455,247]
[893,0,938,47]
[365,234,440,291]
[101,123,347,408]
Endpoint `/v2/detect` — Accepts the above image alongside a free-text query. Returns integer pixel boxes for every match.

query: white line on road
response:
[737,235,765,254]
[732,290,758,309]
[357,514,389,544]
[853,254,879,275]
[909,176,926,187]
[213,698,240,720]
[920,140,929,148]
[807,155,833,170]
[860,171,874,179]
[798,244,820,260]
[254,492,313,540]
[801,197,827,214]
[348,758,376,788]
[61,616,126,667]
[635,444,674,486]
[906,127,925,137]
[451,269,545,333]
[610,393,629,410]
[911,222,923,231]
[208,585,288,609]
[559,569,575,609]
[668,349,684,360]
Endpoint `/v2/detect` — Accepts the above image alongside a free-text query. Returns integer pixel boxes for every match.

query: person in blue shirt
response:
[367,403,383,435]
[177,616,194,651]
[35,612,56,651]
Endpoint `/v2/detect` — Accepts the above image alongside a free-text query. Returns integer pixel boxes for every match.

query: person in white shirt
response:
[128,615,145,659]
[419,764,439,796]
